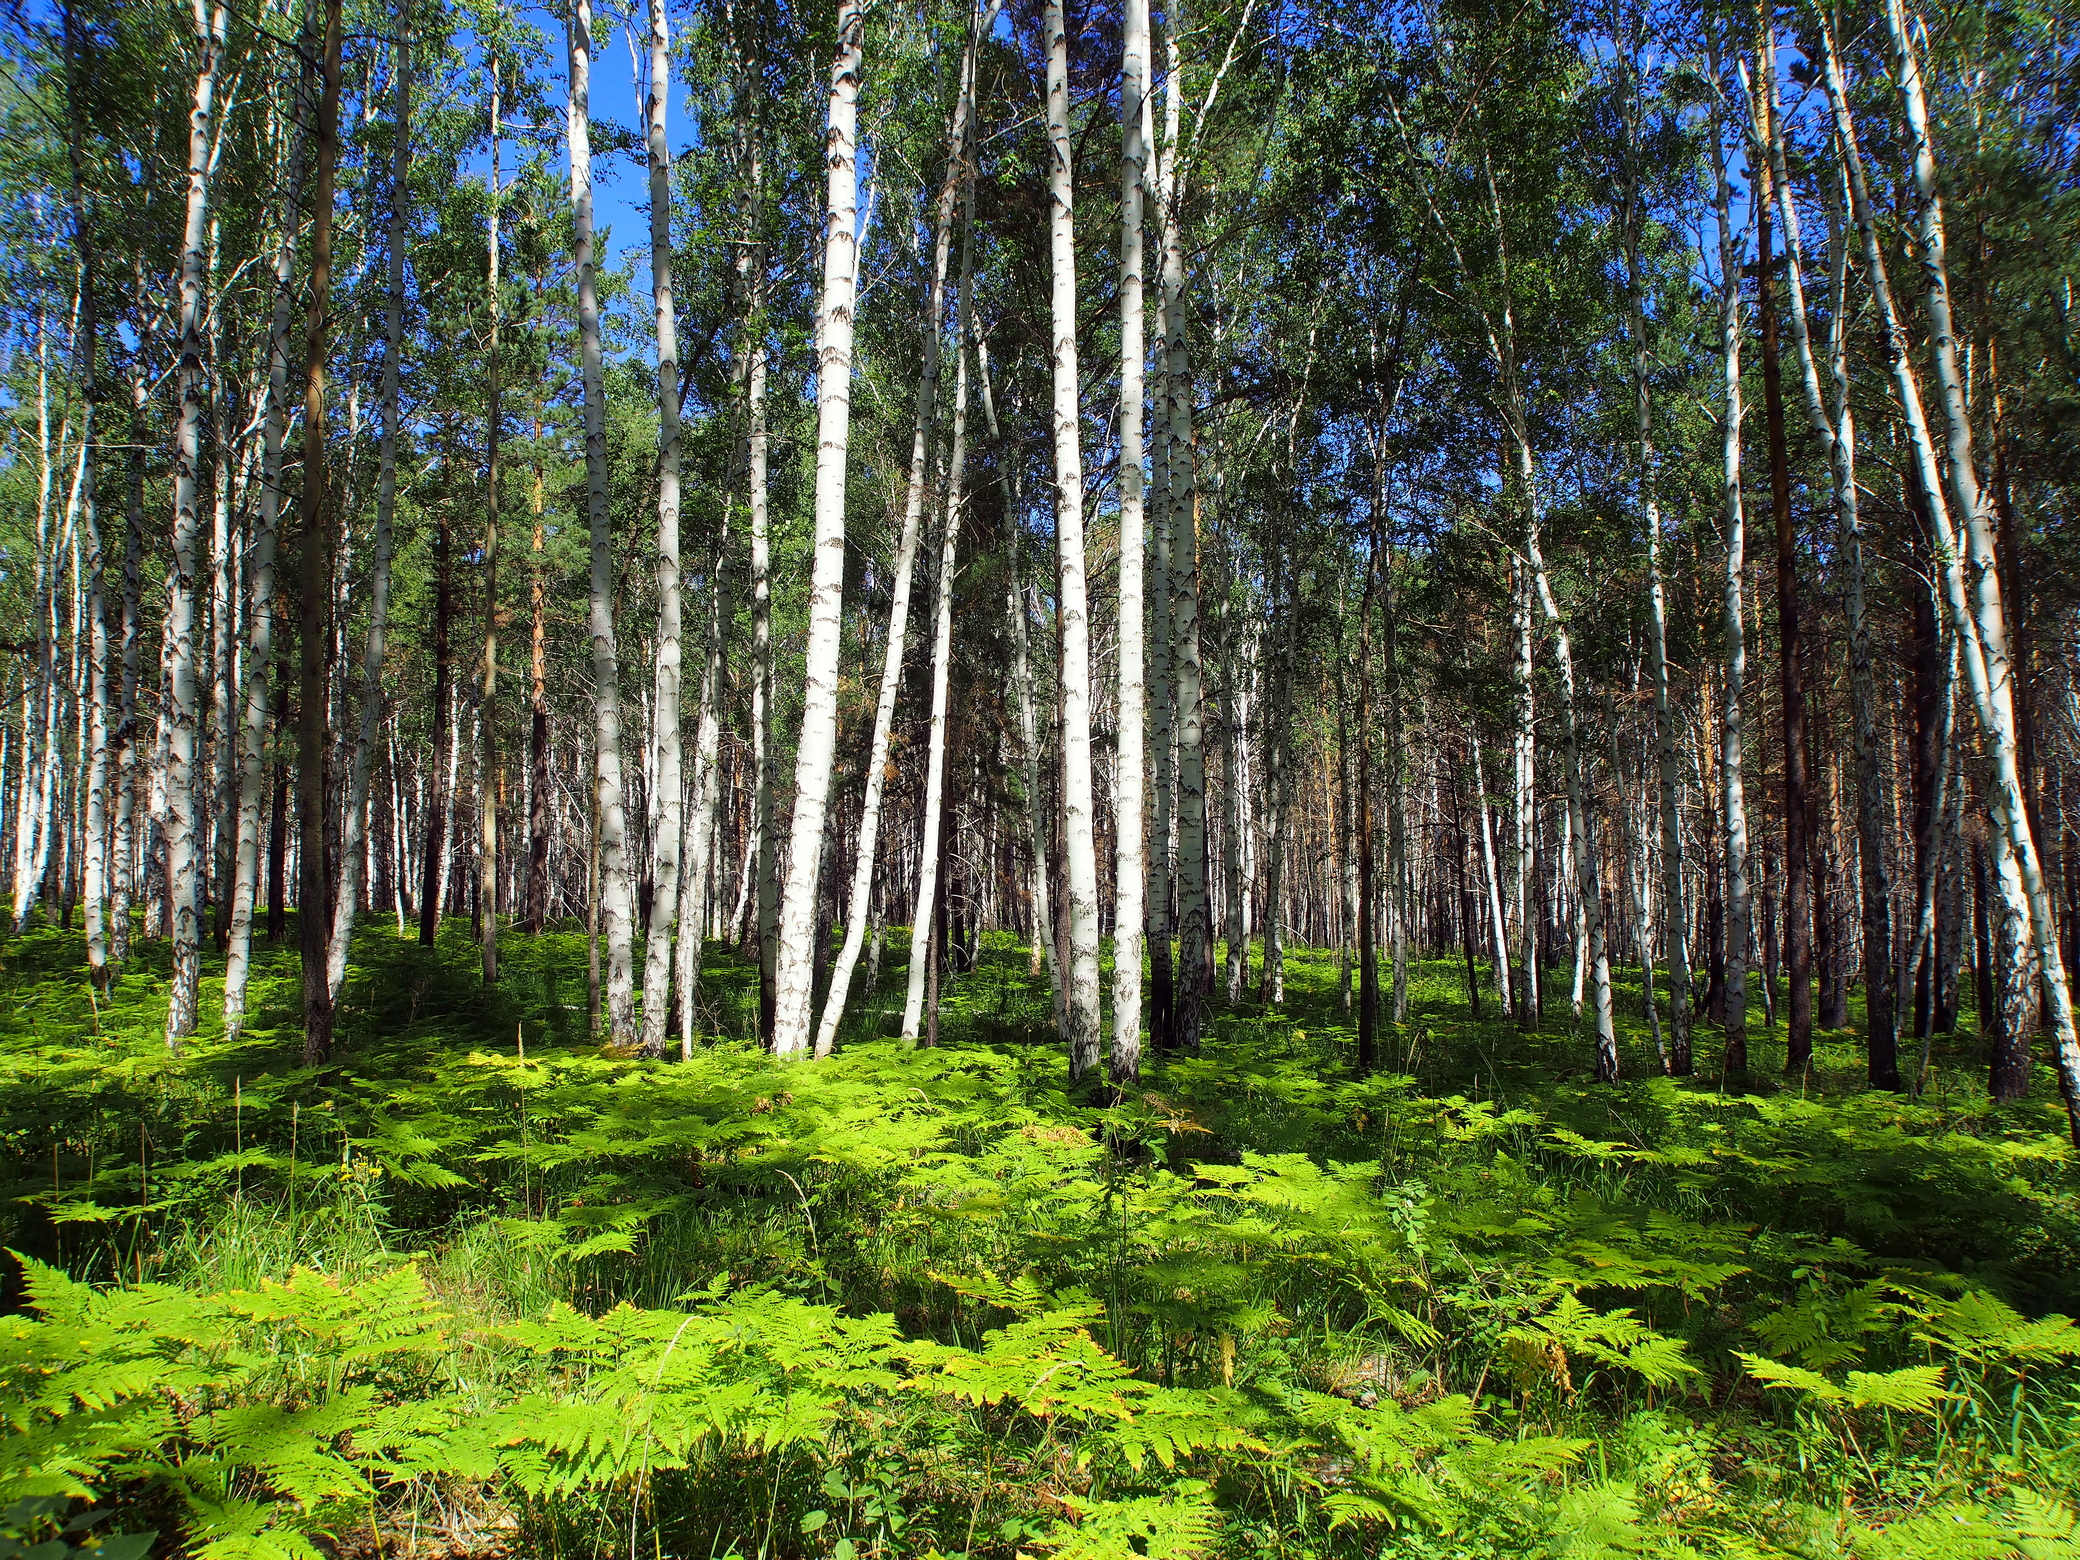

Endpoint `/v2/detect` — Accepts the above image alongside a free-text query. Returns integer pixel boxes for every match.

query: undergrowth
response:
[2,916,2078,1559]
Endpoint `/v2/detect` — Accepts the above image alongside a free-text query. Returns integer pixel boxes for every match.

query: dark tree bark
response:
[297,0,344,1066]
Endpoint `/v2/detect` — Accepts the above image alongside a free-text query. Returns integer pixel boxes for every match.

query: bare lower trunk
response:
[639,0,683,1055]
[324,20,406,1007]
[571,0,638,1045]
[165,0,229,1050]
[769,1,864,1056]
[296,0,344,1066]
[1044,0,1102,1079]
[822,13,988,1056]
[1110,0,1152,1084]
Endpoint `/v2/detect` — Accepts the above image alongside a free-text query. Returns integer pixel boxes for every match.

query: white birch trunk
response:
[1875,0,2080,1121]
[900,231,975,1046]
[165,0,229,1049]
[1708,76,1753,1064]
[821,7,990,1056]
[1110,0,1151,1082]
[769,0,864,1056]
[1044,0,1103,1077]
[570,0,638,1045]
[640,0,685,1056]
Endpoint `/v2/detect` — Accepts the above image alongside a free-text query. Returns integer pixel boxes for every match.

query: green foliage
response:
[3,929,2078,1556]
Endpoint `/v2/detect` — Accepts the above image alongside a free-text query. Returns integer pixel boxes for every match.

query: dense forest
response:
[2,0,2079,1553]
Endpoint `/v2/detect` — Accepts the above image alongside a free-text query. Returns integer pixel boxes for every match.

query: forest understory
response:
[6,917,2079,1560]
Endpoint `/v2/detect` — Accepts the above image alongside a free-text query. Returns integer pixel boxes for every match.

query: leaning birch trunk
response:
[1220,621,1247,1005]
[1145,88,1176,1046]
[1762,61,1894,1084]
[1471,741,1511,1010]
[571,0,639,1046]
[1517,439,1618,1078]
[164,0,229,1050]
[900,226,976,1046]
[1109,0,1152,1084]
[1708,70,1752,1074]
[323,16,406,1007]
[1158,29,1210,1050]
[60,12,109,986]
[675,520,727,1060]
[1877,0,2080,1127]
[1821,18,2045,1089]
[296,0,344,1066]
[1511,559,1538,1027]
[111,278,152,962]
[819,6,990,1057]
[478,66,504,988]
[1043,0,1103,1078]
[638,0,684,1056]
[1617,19,1689,1071]
[769,0,864,1056]
[987,360,1063,1020]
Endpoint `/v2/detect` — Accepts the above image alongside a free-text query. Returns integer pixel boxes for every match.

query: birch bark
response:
[769,0,864,1056]
[1876,0,2080,1125]
[571,0,638,1045]
[1043,0,1103,1078]
[1708,68,1752,1075]
[823,5,989,1056]
[165,0,229,1049]
[1111,0,1151,1083]
[640,0,683,1055]
[902,209,976,1045]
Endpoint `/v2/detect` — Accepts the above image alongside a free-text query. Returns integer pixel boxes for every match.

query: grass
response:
[2,913,2078,1559]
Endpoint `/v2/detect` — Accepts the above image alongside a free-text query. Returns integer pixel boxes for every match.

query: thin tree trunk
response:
[1158,26,1209,1052]
[1111,0,1152,1084]
[571,0,638,1046]
[1872,0,2080,1134]
[639,0,682,1054]
[1043,0,1102,1079]
[1708,62,1751,1078]
[1751,32,1812,1072]
[1767,53,1895,1086]
[297,0,344,1066]
[225,76,307,1031]
[480,61,504,988]
[769,0,864,1056]
[900,193,980,1047]
[60,5,109,987]
[164,0,229,1049]
[822,7,989,1056]
[1617,10,1688,1071]
[324,18,406,1007]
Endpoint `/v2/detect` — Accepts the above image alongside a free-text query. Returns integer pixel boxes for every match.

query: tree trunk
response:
[821,9,988,1056]
[1708,68,1751,1079]
[1111,0,1151,1085]
[639,0,682,1054]
[1043,0,1103,1080]
[164,0,229,1050]
[571,0,639,1046]
[1873,0,2080,1134]
[297,0,344,1067]
[325,17,407,1007]
[769,0,864,1056]
[1751,38,1812,1072]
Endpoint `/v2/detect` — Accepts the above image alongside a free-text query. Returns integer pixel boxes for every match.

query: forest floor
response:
[4,916,2079,1560]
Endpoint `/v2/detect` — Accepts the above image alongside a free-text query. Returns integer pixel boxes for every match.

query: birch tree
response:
[769,0,864,1057]
[163,0,229,1050]
[571,0,638,1046]
[639,0,684,1057]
